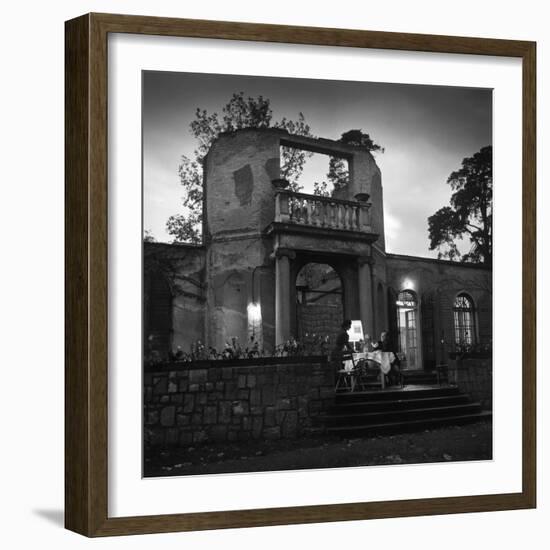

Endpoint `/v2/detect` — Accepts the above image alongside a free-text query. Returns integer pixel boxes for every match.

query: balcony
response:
[274,190,372,233]
[265,188,378,257]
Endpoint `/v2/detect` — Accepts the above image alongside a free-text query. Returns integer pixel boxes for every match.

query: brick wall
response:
[144,358,335,447]
[297,302,343,341]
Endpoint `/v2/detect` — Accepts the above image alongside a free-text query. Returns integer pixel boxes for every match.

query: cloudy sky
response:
[143,71,492,258]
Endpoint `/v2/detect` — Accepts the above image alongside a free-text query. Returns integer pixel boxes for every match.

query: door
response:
[405,309,417,368]
[396,289,420,369]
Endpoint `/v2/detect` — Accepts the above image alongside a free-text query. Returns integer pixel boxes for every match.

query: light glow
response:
[247,302,262,323]
[402,278,415,290]
[247,302,263,349]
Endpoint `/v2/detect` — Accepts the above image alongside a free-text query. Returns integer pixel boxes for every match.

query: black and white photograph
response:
[1,0,543,545]
[142,71,493,477]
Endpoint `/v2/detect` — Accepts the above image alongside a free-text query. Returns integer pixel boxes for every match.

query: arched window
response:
[453,293,476,346]
[396,290,417,308]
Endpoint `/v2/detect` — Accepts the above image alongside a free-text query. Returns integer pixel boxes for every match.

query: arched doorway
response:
[396,289,420,369]
[295,263,343,343]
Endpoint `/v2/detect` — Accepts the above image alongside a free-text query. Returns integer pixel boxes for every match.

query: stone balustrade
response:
[274,190,372,232]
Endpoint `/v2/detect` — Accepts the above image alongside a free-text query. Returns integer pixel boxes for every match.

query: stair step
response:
[329,394,471,414]
[322,403,482,426]
[327,411,492,436]
[335,386,460,403]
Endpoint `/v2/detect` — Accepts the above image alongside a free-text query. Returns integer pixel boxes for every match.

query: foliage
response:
[274,333,332,357]
[327,156,350,191]
[312,180,330,197]
[339,129,384,154]
[275,113,316,190]
[160,336,262,363]
[428,146,492,264]
[313,157,350,197]
[313,130,383,197]
[143,229,156,243]
[166,93,314,244]
[165,157,203,244]
[144,333,333,367]
[450,341,492,357]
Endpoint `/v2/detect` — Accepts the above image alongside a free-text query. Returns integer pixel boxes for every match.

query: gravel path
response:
[144,420,492,477]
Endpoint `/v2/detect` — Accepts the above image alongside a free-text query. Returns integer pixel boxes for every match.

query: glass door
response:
[405,309,417,368]
[396,290,420,369]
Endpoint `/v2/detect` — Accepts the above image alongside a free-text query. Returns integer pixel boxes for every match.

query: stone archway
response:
[295,263,343,343]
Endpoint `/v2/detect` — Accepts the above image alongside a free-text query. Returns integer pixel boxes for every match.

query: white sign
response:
[347,320,364,342]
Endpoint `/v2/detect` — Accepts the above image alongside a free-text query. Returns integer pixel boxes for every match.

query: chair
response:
[334,351,358,392]
[364,351,389,389]
[390,363,405,388]
[353,358,374,391]
[382,352,405,389]
[436,363,450,386]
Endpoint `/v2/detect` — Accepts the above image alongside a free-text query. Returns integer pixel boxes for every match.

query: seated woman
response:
[372,331,402,386]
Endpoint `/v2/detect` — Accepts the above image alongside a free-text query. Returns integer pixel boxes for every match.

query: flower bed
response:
[145,334,333,370]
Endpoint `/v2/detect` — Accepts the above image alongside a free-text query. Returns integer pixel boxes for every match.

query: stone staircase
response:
[353,368,445,390]
[322,384,491,437]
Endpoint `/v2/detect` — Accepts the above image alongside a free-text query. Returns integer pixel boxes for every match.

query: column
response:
[275,248,295,346]
[357,256,375,341]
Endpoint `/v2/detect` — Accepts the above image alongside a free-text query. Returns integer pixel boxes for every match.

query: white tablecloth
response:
[354,351,396,375]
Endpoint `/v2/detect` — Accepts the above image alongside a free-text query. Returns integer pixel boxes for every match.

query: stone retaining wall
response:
[448,356,492,410]
[144,358,335,447]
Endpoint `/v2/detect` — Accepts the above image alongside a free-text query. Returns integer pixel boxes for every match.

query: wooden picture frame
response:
[65,12,536,537]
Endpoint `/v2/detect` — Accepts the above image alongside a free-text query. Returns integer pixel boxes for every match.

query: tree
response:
[428,146,492,264]
[166,92,314,244]
[313,129,383,197]
[313,157,349,197]
[165,157,203,244]
[143,229,157,243]
[339,129,384,154]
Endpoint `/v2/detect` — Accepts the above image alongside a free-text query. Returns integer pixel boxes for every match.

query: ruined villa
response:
[144,127,492,370]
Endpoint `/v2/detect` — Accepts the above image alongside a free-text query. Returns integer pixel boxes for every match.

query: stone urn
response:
[354,192,370,202]
[271,178,290,190]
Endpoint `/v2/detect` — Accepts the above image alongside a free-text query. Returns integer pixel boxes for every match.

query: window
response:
[396,290,419,368]
[396,290,417,308]
[453,293,476,346]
